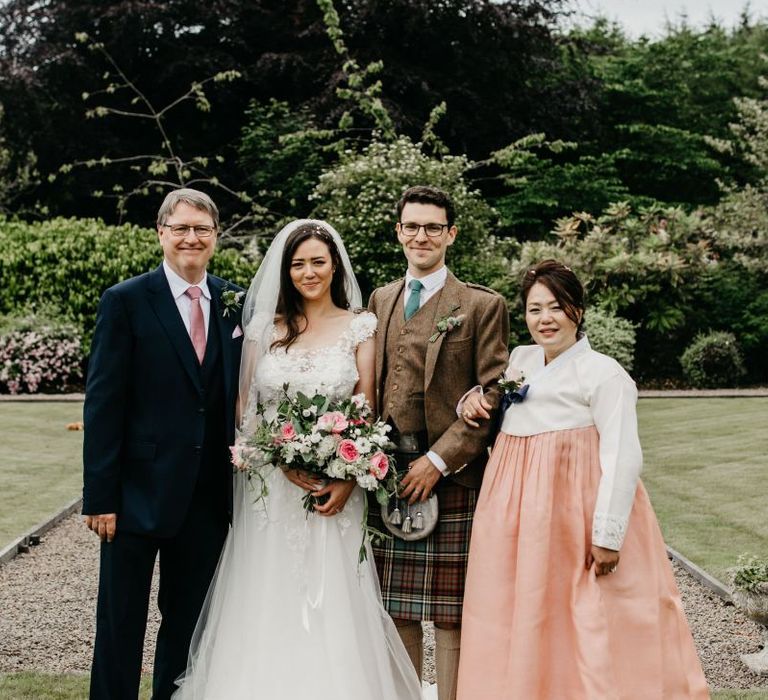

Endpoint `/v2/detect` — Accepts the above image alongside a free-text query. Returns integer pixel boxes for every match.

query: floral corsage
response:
[429,306,466,343]
[499,366,528,406]
[221,285,245,318]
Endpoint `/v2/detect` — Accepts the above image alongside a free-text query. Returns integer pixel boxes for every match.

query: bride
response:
[172,220,423,699]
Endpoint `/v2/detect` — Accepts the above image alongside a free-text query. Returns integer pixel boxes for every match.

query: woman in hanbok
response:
[173,220,423,699]
[456,260,709,699]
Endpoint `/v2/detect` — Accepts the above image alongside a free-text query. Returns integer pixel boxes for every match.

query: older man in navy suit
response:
[83,188,244,699]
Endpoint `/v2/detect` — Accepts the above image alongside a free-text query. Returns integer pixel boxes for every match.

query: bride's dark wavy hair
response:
[272,223,350,351]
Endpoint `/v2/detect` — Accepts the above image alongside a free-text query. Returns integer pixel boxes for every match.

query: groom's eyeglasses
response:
[398,222,449,237]
[162,224,216,238]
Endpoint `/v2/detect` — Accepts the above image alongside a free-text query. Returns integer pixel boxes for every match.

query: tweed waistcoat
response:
[381,287,442,431]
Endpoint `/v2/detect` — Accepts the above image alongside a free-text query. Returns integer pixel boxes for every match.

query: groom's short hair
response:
[157,188,220,229]
[396,185,455,227]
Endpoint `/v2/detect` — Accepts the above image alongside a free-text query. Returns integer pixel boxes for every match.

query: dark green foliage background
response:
[0,218,254,347]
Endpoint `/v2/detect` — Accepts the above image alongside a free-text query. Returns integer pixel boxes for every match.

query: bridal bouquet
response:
[230,384,398,561]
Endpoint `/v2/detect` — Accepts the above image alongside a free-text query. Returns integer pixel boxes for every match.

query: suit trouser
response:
[89,491,228,700]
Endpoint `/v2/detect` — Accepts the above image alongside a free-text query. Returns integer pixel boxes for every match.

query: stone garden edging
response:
[0,496,82,566]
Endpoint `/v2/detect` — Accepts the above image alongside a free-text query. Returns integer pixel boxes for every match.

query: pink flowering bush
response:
[0,313,84,394]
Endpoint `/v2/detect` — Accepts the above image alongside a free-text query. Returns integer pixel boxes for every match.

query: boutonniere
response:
[429,306,465,343]
[221,285,245,318]
[498,367,528,405]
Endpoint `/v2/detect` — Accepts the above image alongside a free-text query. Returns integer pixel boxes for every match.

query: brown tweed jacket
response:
[369,271,510,489]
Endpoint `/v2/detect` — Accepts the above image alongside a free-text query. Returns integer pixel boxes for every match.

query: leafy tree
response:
[0,104,36,214]
[311,136,513,300]
[49,34,251,232]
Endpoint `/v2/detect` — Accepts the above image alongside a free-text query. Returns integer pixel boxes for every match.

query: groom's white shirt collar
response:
[163,260,211,300]
[404,266,448,309]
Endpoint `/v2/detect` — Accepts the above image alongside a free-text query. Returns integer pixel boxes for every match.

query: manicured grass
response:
[0,672,151,698]
[0,402,84,549]
[0,673,764,699]
[638,398,768,584]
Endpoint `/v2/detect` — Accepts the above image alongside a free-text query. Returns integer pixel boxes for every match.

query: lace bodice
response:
[253,312,377,410]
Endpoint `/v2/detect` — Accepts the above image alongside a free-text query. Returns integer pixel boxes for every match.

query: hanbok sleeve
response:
[589,369,643,551]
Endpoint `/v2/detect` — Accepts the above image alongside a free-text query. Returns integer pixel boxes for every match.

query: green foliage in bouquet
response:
[233,385,399,563]
[680,330,746,389]
[0,217,253,348]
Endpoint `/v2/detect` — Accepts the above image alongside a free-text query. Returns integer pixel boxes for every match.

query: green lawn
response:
[639,398,768,584]
[0,673,764,699]
[0,672,151,699]
[1,398,766,582]
[0,402,84,549]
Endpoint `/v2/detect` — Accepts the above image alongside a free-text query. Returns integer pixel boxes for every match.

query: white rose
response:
[356,473,378,491]
[504,366,525,383]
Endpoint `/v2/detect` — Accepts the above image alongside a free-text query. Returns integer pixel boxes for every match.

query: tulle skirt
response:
[458,427,710,700]
[172,468,422,700]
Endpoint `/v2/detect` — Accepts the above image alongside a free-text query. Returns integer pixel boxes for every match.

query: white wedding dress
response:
[173,312,424,700]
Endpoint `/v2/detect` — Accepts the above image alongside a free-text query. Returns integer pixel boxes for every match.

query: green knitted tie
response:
[404,279,423,321]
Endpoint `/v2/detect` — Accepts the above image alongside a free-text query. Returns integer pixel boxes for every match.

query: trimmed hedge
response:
[680,331,746,388]
[0,217,254,348]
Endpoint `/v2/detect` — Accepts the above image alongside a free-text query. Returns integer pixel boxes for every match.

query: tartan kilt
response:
[369,477,478,624]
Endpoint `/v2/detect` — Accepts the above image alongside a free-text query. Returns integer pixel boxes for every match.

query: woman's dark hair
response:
[521,259,585,336]
[272,223,350,351]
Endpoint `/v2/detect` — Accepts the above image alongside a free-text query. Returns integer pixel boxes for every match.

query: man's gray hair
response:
[156,188,219,228]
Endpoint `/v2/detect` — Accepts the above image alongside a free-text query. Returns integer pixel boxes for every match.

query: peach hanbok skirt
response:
[458,427,709,699]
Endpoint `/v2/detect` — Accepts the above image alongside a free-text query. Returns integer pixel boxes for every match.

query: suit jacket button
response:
[400,329,407,335]
[193,446,202,453]
[198,407,206,414]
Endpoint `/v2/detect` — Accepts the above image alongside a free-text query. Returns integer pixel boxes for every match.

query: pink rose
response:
[275,423,297,443]
[337,439,360,463]
[317,411,349,434]
[369,451,389,480]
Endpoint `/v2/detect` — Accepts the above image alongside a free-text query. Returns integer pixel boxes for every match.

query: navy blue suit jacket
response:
[82,265,243,537]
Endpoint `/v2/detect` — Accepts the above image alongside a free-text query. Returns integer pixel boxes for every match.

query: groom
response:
[82,188,243,699]
[369,186,509,700]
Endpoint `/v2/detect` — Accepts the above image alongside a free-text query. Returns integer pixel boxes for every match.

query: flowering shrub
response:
[0,313,84,393]
[679,330,746,388]
[584,307,636,372]
[311,136,514,298]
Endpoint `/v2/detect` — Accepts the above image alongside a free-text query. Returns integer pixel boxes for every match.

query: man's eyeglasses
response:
[398,222,450,238]
[162,224,216,238]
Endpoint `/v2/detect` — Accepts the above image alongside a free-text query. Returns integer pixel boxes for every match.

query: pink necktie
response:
[185,286,206,364]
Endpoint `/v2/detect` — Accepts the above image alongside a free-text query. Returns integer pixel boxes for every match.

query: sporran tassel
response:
[413,511,424,530]
[388,503,402,525]
[401,515,412,534]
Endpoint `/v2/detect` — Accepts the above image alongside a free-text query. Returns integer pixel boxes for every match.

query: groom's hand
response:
[84,514,117,543]
[399,455,441,505]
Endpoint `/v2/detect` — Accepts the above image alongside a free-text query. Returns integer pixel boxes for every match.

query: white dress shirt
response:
[163,261,211,337]
[499,337,643,550]
[403,266,450,476]
[404,265,448,310]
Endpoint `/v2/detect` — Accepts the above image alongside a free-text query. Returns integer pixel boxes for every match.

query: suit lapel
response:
[374,280,405,405]
[208,277,234,404]
[424,272,463,390]
[147,265,203,393]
